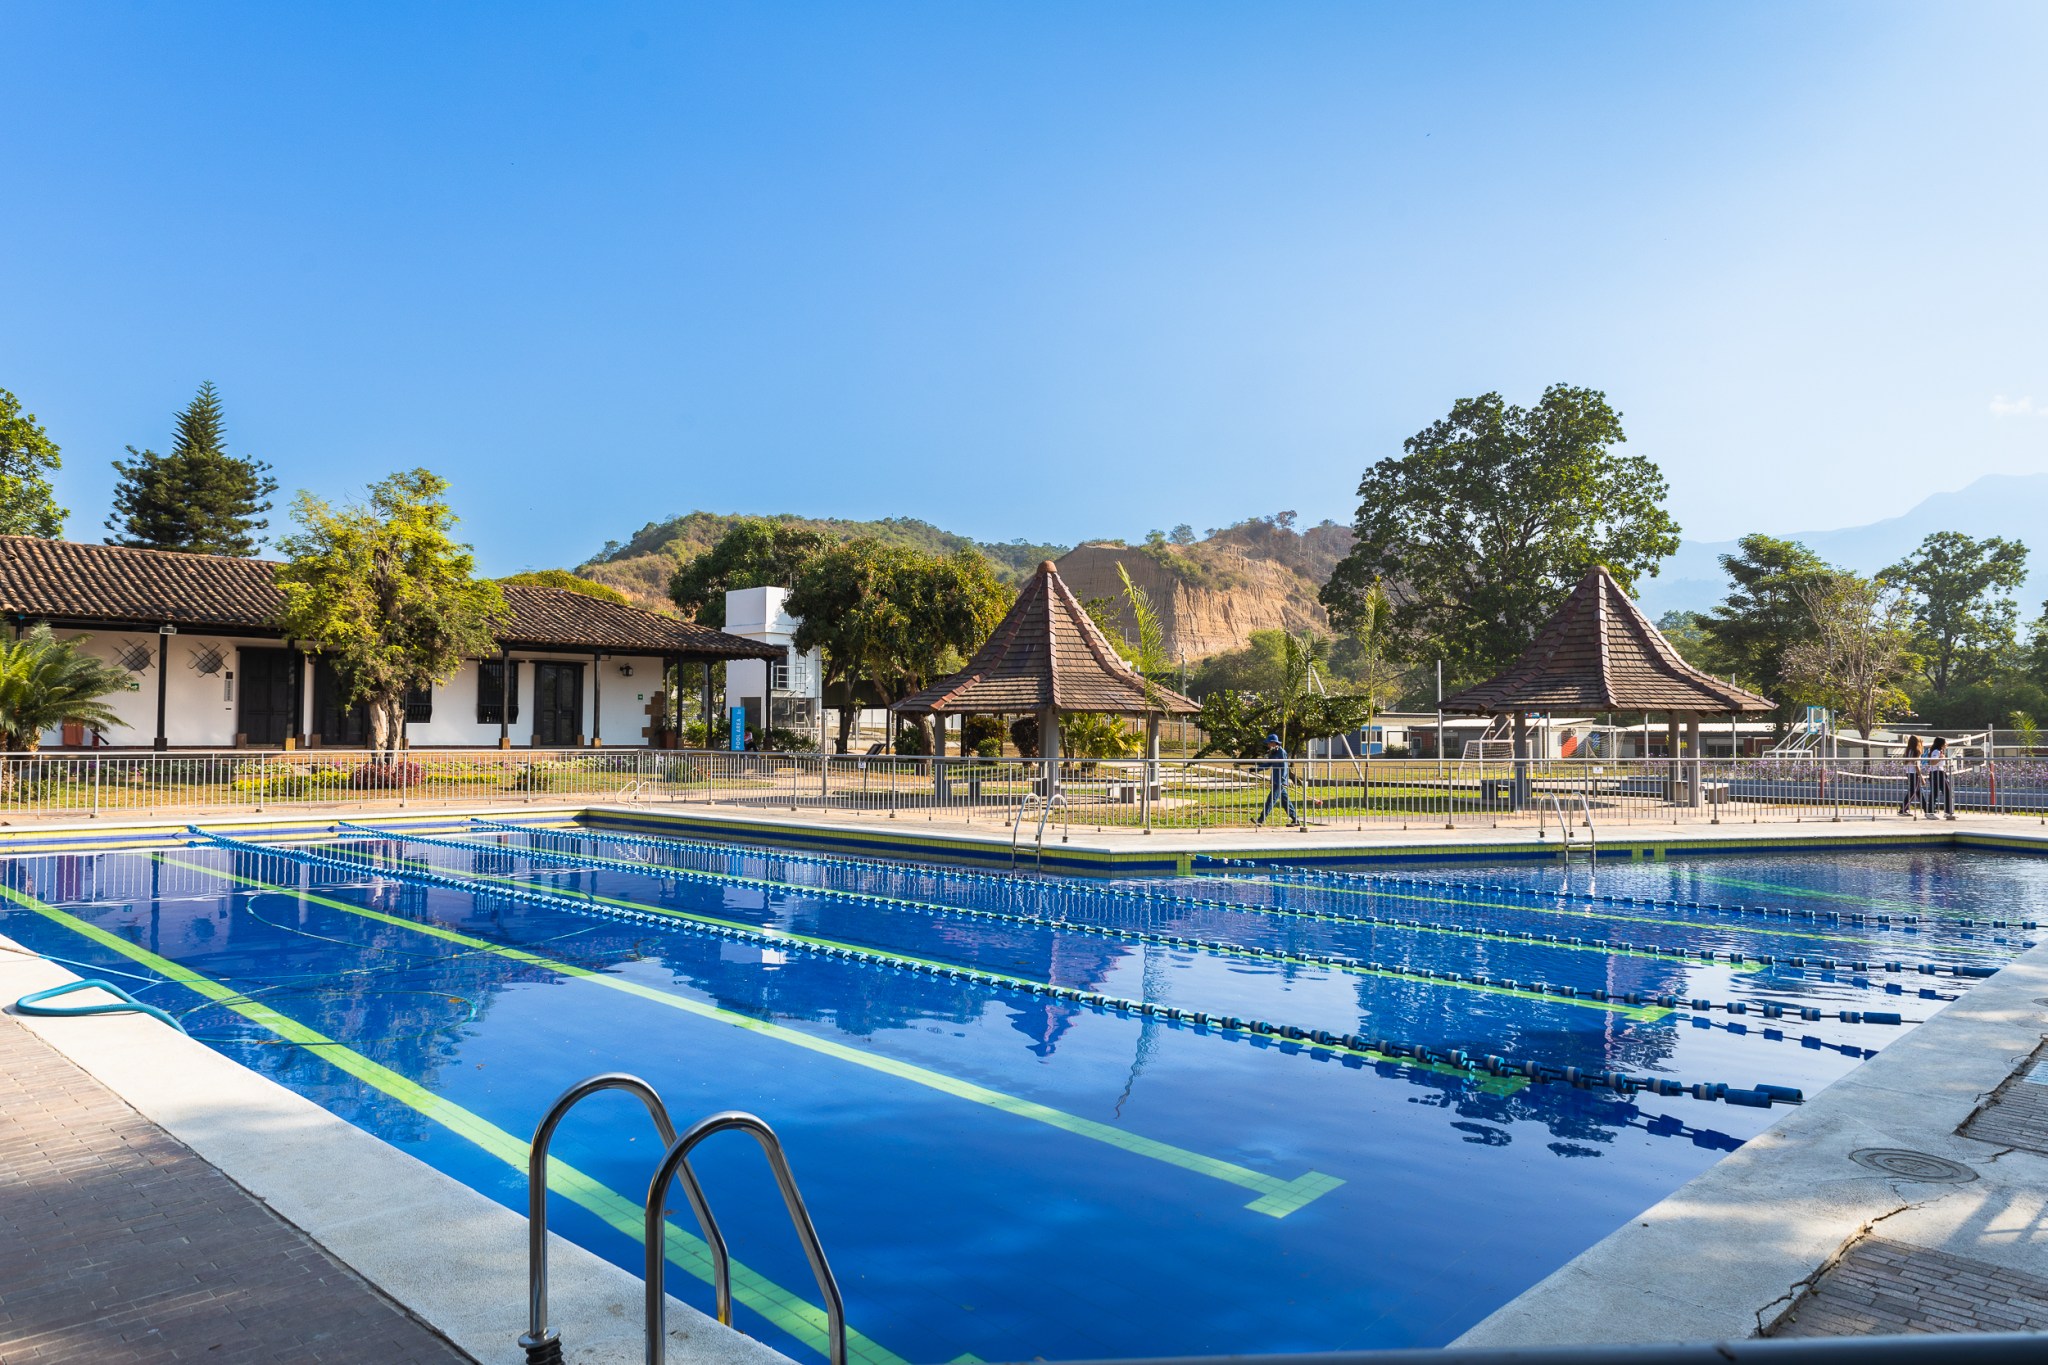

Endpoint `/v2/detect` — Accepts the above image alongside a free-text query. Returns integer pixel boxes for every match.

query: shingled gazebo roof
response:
[1441,566,1773,716]
[893,560,1200,717]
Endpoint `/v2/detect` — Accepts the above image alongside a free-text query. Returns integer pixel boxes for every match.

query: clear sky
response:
[4,2,2044,574]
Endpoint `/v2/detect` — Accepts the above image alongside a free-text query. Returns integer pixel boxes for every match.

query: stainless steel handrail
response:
[521,1073,687,1364]
[643,1111,846,1365]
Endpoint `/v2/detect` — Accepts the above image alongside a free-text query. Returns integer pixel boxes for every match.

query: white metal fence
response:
[1,747,2042,832]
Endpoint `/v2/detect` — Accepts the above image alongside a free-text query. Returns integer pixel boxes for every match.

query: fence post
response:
[92,755,101,819]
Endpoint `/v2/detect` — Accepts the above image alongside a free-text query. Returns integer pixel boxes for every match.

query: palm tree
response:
[0,626,134,750]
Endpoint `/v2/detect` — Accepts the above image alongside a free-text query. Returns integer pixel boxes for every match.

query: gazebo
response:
[892,560,1199,764]
[1440,566,1773,806]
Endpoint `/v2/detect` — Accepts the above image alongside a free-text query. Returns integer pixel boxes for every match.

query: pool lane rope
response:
[191,827,1800,1110]
[471,818,1995,983]
[346,823,1909,1030]
[468,820,1959,1003]
[1202,856,2037,937]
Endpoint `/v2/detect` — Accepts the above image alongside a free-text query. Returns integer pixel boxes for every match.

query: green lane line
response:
[1287,879,2004,956]
[1683,872,1991,921]
[377,835,1665,1022]
[0,880,904,1365]
[161,856,1349,1216]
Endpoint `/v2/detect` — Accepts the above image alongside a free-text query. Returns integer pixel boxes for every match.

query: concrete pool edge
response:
[3,800,2046,872]
[1452,932,2048,1347]
[0,938,794,1365]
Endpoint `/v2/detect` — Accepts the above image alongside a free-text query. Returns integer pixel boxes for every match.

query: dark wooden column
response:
[153,627,171,751]
[499,647,512,749]
[590,652,603,747]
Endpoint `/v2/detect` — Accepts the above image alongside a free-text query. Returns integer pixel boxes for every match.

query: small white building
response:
[0,535,779,750]
[720,587,823,744]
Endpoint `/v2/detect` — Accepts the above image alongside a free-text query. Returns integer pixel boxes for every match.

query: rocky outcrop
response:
[1054,544,1334,660]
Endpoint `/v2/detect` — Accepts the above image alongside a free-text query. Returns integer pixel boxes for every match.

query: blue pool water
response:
[1,827,2042,1364]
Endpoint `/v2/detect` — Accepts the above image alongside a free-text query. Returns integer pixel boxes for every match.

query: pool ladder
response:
[519,1073,846,1365]
[1539,790,1597,881]
[1011,791,1065,872]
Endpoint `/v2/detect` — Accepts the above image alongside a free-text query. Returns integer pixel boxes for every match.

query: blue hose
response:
[14,979,189,1033]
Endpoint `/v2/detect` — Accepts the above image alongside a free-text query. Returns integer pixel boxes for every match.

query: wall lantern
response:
[618,664,634,677]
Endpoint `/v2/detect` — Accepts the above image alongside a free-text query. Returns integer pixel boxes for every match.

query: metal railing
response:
[2,747,2043,832]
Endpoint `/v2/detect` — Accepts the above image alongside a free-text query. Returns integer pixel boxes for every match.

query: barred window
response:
[477,660,520,724]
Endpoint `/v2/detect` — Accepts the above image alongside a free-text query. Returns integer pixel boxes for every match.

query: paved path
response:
[0,1006,472,1365]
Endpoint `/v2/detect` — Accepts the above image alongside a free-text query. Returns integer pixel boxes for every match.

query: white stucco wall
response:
[32,631,666,749]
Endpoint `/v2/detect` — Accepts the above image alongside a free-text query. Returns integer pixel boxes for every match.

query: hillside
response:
[1056,516,1354,659]
[573,509,1353,660]
[577,513,1070,611]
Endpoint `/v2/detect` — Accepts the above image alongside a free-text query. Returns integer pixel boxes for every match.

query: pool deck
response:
[1456,928,2048,1346]
[0,938,794,1365]
[7,804,2048,1357]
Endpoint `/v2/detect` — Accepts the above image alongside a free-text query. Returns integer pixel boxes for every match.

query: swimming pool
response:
[1,825,2039,1363]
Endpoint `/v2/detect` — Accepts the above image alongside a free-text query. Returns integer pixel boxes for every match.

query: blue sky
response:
[3,3,2044,574]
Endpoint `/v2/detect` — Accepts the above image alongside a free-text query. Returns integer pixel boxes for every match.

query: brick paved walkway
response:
[0,1010,472,1364]
[1768,1236,2048,1337]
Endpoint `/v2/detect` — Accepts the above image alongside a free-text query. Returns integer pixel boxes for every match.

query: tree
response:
[274,470,507,752]
[0,626,133,750]
[106,382,278,555]
[1700,534,1830,712]
[0,387,66,537]
[1321,384,1680,677]
[1885,531,2029,697]
[670,518,835,627]
[1780,572,1916,738]
[788,540,1007,751]
[496,568,630,605]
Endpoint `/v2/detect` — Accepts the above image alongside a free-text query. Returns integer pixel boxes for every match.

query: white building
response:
[0,535,779,750]
[720,586,823,745]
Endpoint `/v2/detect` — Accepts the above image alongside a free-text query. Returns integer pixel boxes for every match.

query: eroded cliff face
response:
[1054,544,1333,660]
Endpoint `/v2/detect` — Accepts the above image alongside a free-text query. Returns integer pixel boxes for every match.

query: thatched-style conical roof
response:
[1441,566,1773,716]
[893,561,1200,717]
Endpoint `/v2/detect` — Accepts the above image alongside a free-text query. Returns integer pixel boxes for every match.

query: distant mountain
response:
[1637,473,2048,620]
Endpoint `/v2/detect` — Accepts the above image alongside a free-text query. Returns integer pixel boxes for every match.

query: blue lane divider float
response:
[1201,854,2035,937]
[349,822,1904,1029]
[14,978,188,1033]
[466,818,1952,997]
[192,825,1800,1110]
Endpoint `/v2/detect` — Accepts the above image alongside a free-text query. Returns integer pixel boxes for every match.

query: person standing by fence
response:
[1898,735,1924,817]
[1256,732,1301,827]
[1926,736,1955,820]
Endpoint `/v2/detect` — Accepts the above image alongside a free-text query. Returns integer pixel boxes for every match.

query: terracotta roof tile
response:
[895,561,1200,716]
[1441,566,1773,715]
[0,535,778,660]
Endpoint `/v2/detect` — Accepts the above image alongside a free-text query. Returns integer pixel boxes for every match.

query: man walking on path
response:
[1256,731,1301,827]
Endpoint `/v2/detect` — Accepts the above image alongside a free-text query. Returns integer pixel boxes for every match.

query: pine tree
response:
[106,382,279,556]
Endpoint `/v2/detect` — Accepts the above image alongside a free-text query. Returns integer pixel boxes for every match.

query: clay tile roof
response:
[0,535,779,660]
[1441,566,1773,716]
[894,560,1201,716]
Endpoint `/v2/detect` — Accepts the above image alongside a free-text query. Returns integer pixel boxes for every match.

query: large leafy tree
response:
[274,470,506,752]
[0,626,133,750]
[0,387,67,537]
[1700,534,1830,715]
[788,539,1007,752]
[1781,572,1916,738]
[1885,531,2029,697]
[670,518,836,627]
[107,382,278,555]
[1320,384,1679,679]
[496,568,630,605]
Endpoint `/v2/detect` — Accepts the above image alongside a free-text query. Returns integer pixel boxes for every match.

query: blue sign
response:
[730,705,747,751]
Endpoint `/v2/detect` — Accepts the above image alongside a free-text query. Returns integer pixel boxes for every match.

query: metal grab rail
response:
[520,1073,686,1365]
[643,1111,846,1365]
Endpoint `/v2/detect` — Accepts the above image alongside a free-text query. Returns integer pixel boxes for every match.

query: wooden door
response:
[312,659,370,746]
[533,663,583,747]
[237,649,297,746]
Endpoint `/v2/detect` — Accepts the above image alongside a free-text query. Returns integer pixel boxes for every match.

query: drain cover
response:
[1849,1148,1978,1183]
